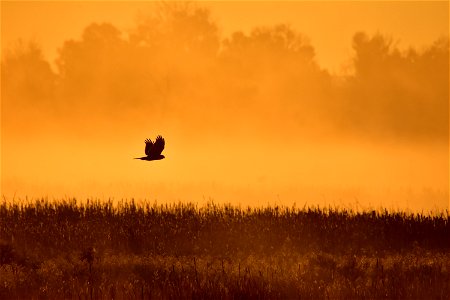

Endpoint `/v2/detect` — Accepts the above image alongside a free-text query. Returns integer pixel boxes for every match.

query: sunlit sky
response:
[1,1,449,211]
[2,1,448,73]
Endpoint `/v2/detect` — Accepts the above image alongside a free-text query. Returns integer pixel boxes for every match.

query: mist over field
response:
[1,2,448,211]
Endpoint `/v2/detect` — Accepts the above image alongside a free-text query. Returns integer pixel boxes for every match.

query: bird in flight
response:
[135,135,165,161]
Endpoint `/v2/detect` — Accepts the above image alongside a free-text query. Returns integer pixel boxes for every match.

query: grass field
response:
[1,199,449,299]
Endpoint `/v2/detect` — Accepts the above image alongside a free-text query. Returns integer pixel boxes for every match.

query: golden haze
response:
[1,1,449,211]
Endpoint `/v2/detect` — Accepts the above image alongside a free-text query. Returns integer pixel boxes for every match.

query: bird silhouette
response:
[135,135,165,161]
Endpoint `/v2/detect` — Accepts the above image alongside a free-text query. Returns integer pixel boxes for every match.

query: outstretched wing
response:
[150,135,165,156]
[144,138,153,156]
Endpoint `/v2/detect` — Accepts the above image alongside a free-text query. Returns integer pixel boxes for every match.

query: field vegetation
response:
[0,199,449,299]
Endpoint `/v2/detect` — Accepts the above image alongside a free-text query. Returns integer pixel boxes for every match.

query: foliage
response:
[1,200,449,299]
[1,4,448,140]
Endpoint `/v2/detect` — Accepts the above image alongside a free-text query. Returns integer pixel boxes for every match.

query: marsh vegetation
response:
[1,200,449,299]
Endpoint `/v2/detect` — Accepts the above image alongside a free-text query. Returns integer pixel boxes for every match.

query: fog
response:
[2,3,448,211]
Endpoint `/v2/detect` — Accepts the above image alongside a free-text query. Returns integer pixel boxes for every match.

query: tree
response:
[56,23,125,100]
[130,2,220,59]
[218,24,332,131]
[2,41,56,108]
[342,32,449,140]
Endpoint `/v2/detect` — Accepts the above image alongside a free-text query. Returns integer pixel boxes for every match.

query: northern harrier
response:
[135,135,165,161]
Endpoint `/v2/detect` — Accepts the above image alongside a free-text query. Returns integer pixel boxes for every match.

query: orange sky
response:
[1,1,449,211]
[2,1,448,73]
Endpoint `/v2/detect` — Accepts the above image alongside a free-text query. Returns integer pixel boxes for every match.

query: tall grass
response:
[1,199,449,299]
